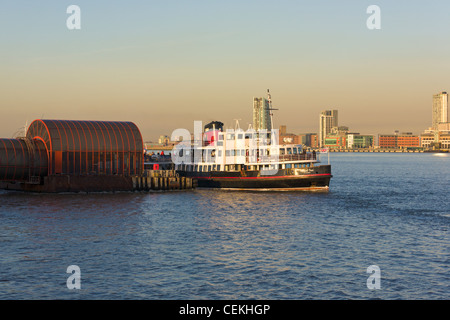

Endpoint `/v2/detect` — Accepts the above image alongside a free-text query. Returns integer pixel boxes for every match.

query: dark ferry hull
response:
[179,165,332,191]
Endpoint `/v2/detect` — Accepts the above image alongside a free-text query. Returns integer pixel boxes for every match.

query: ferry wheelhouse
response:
[173,121,332,191]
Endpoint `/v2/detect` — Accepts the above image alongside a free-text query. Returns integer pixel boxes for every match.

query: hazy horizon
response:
[1,1,449,141]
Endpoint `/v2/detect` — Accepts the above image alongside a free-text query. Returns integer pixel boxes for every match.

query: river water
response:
[0,153,448,299]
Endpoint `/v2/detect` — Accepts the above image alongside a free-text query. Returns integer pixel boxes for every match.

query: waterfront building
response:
[432,92,448,130]
[331,126,349,135]
[278,125,302,145]
[397,134,420,148]
[278,126,318,148]
[309,134,319,148]
[347,134,374,149]
[323,126,349,149]
[438,123,450,131]
[378,134,397,148]
[158,135,171,145]
[319,110,338,147]
[378,133,420,149]
[298,133,318,148]
[421,131,450,149]
[323,134,347,149]
[280,134,302,145]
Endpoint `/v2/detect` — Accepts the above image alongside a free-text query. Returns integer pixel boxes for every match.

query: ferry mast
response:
[267,89,279,141]
[267,89,278,132]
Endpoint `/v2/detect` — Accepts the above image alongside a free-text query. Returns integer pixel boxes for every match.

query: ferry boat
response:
[173,121,332,192]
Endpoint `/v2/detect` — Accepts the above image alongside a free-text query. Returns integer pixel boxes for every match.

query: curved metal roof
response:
[26,119,143,153]
[26,119,144,176]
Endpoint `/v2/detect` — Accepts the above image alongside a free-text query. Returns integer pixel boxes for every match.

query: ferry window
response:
[208,165,211,171]
[225,150,230,156]
[231,150,235,156]
[217,141,223,146]
[227,133,235,140]
[212,165,216,171]
[225,165,229,171]
[280,148,285,155]
[288,148,292,154]
[238,134,243,139]
[194,165,198,171]
[293,148,298,154]
[217,165,221,171]
[241,149,245,156]
[286,164,292,169]
[218,150,222,157]
[245,133,252,139]
[219,135,224,141]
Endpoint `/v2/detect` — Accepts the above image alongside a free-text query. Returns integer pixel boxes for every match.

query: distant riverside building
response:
[280,134,302,145]
[378,134,397,148]
[420,91,450,150]
[279,125,298,145]
[323,134,347,149]
[323,126,349,149]
[432,92,448,130]
[298,133,318,148]
[278,126,318,148]
[253,97,272,132]
[438,123,450,131]
[319,110,338,147]
[378,133,420,148]
[331,126,348,135]
[397,134,420,148]
[158,135,171,145]
[310,134,319,148]
[421,131,450,149]
[347,134,374,149]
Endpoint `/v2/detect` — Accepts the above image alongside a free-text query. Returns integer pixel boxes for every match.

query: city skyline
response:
[1,1,450,141]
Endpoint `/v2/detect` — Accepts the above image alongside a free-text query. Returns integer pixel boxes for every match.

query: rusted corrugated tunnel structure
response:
[0,119,144,192]
[0,138,48,181]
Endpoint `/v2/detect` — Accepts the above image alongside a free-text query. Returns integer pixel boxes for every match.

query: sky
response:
[1,0,450,141]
